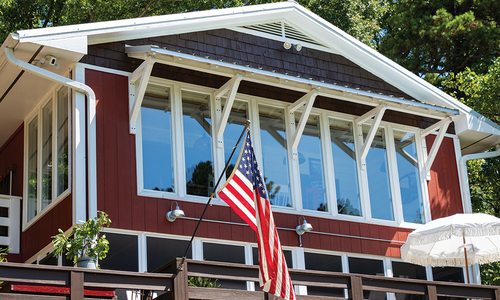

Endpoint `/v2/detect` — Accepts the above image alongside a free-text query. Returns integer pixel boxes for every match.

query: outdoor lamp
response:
[296,217,313,247]
[283,41,292,50]
[166,202,185,222]
[296,218,313,236]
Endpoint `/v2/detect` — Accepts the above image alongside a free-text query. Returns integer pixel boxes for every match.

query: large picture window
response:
[25,87,71,224]
[137,79,431,225]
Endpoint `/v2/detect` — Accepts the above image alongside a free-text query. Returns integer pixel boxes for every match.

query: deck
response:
[0,259,498,299]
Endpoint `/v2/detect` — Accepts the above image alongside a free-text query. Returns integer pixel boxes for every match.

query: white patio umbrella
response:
[401,213,500,283]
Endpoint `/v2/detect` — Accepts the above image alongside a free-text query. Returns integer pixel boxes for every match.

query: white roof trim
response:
[3,1,499,140]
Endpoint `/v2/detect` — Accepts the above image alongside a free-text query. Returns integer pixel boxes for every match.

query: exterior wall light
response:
[283,41,292,50]
[294,44,302,52]
[166,202,185,222]
[296,217,313,247]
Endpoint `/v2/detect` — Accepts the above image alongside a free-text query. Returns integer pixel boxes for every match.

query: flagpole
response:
[177,120,251,271]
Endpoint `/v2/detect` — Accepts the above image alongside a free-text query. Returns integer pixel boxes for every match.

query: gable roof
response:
[1,1,498,153]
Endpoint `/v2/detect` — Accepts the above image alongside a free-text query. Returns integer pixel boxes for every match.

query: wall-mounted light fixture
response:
[166,201,185,222]
[294,44,302,52]
[296,217,313,247]
[283,41,292,50]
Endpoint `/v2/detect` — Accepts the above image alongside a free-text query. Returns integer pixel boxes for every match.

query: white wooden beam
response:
[289,89,317,113]
[355,105,387,163]
[129,56,155,134]
[215,75,243,140]
[291,89,318,151]
[421,117,453,137]
[214,74,243,99]
[423,119,451,176]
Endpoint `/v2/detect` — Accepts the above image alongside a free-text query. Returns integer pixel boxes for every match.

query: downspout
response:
[4,47,97,222]
[459,144,500,213]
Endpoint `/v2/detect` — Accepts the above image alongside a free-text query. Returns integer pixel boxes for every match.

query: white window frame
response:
[22,85,72,231]
[135,76,436,228]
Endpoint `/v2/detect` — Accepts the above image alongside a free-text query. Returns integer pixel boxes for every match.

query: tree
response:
[377,0,499,84]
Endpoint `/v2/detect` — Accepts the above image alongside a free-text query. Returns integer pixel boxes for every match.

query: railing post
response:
[495,288,500,300]
[350,276,363,300]
[70,271,84,300]
[174,258,189,300]
[427,285,437,300]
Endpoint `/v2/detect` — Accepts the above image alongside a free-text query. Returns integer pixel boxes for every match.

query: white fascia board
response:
[14,2,295,46]
[284,5,500,137]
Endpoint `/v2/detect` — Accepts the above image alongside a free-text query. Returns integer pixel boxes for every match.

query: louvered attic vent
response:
[241,21,326,48]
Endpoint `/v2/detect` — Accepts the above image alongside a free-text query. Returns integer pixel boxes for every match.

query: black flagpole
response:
[177,120,250,271]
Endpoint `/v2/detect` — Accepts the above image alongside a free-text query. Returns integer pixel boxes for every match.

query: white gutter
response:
[459,144,500,213]
[4,47,96,222]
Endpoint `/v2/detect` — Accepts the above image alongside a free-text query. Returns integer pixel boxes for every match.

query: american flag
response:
[218,131,296,300]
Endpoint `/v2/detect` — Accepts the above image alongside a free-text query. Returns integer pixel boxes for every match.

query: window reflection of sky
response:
[395,131,424,223]
[330,119,361,216]
[298,115,327,211]
[364,126,394,221]
[259,106,291,207]
[141,94,174,192]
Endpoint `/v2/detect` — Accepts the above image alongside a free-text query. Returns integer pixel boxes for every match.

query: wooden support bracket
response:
[291,89,318,152]
[422,117,452,177]
[129,56,155,134]
[215,75,243,142]
[355,105,387,166]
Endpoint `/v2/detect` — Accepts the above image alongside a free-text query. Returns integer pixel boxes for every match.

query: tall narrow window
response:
[41,101,53,209]
[298,114,327,211]
[258,105,291,207]
[330,119,361,216]
[223,100,248,177]
[56,88,69,196]
[363,125,394,221]
[394,131,424,223]
[27,117,38,220]
[183,91,213,197]
[141,85,174,192]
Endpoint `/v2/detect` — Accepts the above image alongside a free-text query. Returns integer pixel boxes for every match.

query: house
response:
[0,1,499,297]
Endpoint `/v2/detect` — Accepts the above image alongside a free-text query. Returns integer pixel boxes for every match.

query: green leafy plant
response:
[0,248,8,262]
[52,211,111,265]
[188,276,220,288]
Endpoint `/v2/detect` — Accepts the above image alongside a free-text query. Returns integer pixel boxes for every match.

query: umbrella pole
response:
[463,231,470,284]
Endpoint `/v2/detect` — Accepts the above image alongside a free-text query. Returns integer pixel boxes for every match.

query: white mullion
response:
[211,93,225,191]
[244,245,256,291]
[386,125,403,224]
[286,106,301,210]
[354,123,370,220]
[320,114,337,217]
[36,107,43,215]
[67,86,73,194]
[138,233,147,272]
[250,100,264,173]
[22,118,29,228]
[52,92,57,202]
[172,84,186,198]
[192,238,203,260]
[425,266,433,281]
[293,247,307,295]
[415,131,432,223]
[384,258,396,300]
[341,254,349,299]
[135,105,145,195]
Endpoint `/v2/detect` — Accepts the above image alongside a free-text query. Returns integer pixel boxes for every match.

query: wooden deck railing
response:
[0,259,499,299]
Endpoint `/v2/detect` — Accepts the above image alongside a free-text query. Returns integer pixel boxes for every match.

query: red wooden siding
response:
[21,194,72,261]
[88,68,412,258]
[0,124,24,196]
[426,135,463,219]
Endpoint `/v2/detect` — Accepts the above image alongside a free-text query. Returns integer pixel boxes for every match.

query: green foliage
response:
[188,276,220,288]
[0,247,8,262]
[378,0,499,81]
[52,211,111,265]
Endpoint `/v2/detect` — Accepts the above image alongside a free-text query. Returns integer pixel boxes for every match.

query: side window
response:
[298,114,327,211]
[362,125,394,221]
[258,105,291,207]
[141,85,174,192]
[330,119,361,216]
[182,91,213,197]
[25,87,71,224]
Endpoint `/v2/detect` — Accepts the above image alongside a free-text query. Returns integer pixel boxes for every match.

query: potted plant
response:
[52,211,111,268]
